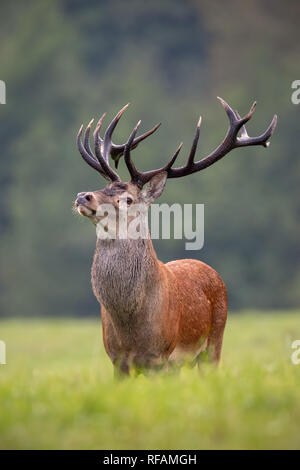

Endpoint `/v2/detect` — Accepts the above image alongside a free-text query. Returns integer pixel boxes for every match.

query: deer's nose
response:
[76,192,93,205]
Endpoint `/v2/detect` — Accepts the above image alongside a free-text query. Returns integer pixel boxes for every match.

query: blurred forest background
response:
[0,0,299,318]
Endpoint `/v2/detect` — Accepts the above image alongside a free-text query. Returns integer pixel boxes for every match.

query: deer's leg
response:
[131,352,165,374]
[206,330,225,364]
[206,299,227,365]
[113,358,130,379]
[101,310,130,377]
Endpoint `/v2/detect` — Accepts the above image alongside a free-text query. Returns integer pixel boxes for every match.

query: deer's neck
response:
[92,237,162,321]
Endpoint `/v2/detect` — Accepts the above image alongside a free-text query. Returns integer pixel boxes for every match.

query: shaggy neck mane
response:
[92,237,162,322]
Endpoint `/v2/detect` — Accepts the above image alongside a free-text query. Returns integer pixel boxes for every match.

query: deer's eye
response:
[127,197,133,205]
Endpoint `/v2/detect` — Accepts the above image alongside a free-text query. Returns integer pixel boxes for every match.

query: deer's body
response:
[92,236,227,373]
[74,100,276,375]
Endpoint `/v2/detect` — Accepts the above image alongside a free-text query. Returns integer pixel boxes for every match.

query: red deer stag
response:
[74,99,277,376]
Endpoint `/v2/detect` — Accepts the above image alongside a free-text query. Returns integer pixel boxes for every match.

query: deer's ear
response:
[142,172,167,204]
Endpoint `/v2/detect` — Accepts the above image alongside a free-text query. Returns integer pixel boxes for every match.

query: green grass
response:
[0,312,299,450]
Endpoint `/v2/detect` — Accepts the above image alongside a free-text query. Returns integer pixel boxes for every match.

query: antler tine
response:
[84,118,95,157]
[124,121,142,183]
[233,104,277,147]
[124,120,184,187]
[93,113,106,140]
[163,142,183,171]
[131,118,200,184]
[93,127,121,182]
[187,116,202,167]
[77,105,162,182]
[237,114,277,148]
[130,116,201,182]
[83,110,121,182]
[102,103,130,164]
[128,142,183,187]
[234,109,248,138]
[77,124,111,180]
[217,97,237,125]
[111,122,162,167]
[91,104,161,169]
[92,113,106,164]
[217,97,256,135]
[128,123,162,151]
[166,97,277,178]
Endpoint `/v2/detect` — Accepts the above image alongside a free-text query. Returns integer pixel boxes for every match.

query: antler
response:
[122,97,277,187]
[124,121,183,187]
[77,104,161,181]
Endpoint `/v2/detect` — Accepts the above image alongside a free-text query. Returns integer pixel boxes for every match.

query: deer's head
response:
[74,101,277,233]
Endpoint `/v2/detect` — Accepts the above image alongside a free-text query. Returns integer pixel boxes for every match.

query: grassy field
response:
[0,312,299,450]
